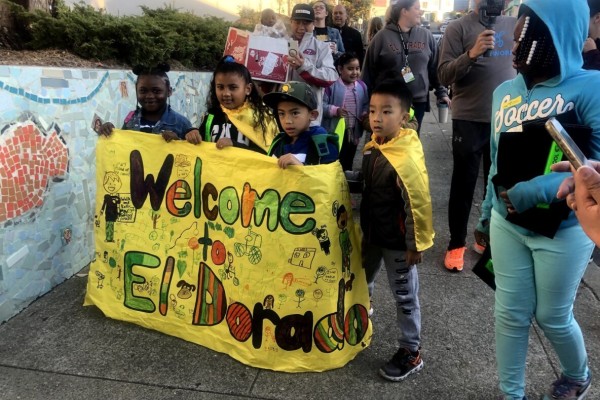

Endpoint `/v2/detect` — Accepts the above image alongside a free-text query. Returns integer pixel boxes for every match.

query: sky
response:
[62,0,278,21]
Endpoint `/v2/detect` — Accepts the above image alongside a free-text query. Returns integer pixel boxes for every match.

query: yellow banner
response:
[84,130,372,372]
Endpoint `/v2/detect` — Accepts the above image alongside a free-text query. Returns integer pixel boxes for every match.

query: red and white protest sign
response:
[224,28,290,84]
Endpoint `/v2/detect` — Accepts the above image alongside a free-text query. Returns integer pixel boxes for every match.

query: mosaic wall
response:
[0,65,212,323]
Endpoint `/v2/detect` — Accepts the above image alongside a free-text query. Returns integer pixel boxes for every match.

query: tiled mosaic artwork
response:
[0,121,69,222]
[0,66,212,323]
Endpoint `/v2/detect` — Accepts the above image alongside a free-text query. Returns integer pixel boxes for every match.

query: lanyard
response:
[398,28,410,66]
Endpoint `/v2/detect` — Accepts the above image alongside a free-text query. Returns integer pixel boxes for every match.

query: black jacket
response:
[583,38,600,71]
[360,147,407,250]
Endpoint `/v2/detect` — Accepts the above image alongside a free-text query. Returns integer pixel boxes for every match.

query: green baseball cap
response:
[263,81,318,111]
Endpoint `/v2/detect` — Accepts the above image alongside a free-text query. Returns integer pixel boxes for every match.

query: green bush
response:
[8,0,234,71]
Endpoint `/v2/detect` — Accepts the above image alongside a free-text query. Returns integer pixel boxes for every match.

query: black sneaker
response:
[543,372,591,399]
[379,347,423,382]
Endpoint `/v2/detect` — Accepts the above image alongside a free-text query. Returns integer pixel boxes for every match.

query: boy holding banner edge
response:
[264,81,339,168]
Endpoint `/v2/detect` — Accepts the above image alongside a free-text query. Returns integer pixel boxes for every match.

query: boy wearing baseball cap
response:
[264,81,339,168]
[287,3,337,126]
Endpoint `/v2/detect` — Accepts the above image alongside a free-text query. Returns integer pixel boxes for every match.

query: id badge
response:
[402,66,415,83]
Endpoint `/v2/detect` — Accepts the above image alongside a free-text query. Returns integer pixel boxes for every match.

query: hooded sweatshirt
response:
[361,23,447,103]
[479,0,600,232]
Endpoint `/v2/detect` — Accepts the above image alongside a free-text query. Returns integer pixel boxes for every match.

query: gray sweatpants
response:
[363,243,421,352]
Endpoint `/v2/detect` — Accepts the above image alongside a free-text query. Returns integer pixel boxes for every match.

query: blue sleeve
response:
[477,125,497,234]
[577,75,600,160]
[477,87,503,233]
[323,86,335,117]
[331,28,345,53]
[177,118,193,139]
[506,172,571,212]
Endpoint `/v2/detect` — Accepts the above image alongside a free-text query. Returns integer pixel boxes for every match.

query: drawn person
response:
[336,204,352,277]
[95,271,105,289]
[312,225,331,255]
[62,227,72,245]
[93,117,102,133]
[263,294,275,310]
[100,172,122,242]
[295,289,306,308]
[119,80,128,98]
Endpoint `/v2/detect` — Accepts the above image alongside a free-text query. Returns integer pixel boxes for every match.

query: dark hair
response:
[386,0,417,25]
[207,56,274,135]
[590,0,600,16]
[367,16,383,43]
[311,0,333,25]
[334,52,360,70]
[371,76,413,112]
[515,5,560,78]
[132,62,171,89]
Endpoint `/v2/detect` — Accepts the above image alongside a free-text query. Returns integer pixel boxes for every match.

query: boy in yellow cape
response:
[360,77,434,383]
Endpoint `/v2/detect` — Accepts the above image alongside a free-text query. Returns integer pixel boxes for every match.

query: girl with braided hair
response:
[98,63,194,139]
[474,0,600,398]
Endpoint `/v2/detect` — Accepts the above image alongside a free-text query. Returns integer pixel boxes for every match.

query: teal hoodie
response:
[479,0,600,232]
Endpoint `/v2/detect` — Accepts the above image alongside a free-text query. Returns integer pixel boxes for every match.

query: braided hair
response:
[206,55,273,135]
[515,6,560,78]
[132,62,171,90]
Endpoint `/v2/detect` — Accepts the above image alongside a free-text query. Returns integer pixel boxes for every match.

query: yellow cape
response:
[363,129,434,251]
[221,102,278,152]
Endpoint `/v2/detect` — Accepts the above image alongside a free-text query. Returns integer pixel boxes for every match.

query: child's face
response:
[276,101,316,142]
[136,75,170,115]
[261,11,277,27]
[338,59,360,84]
[215,72,252,110]
[369,93,409,139]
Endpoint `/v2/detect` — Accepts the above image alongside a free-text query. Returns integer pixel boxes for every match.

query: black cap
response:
[291,3,315,21]
[263,81,318,111]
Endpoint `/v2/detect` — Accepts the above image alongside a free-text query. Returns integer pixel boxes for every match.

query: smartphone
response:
[288,40,299,58]
[545,117,589,169]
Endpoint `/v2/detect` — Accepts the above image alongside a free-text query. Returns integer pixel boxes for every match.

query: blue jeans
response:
[363,243,421,352]
[490,210,593,398]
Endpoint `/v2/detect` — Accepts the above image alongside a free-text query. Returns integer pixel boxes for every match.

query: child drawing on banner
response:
[100,172,122,243]
[253,8,287,39]
[312,225,331,255]
[334,202,352,277]
[97,63,195,139]
[179,56,279,155]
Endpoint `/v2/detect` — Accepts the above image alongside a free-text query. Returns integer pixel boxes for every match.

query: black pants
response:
[339,137,358,171]
[412,101,427,136]
[447,119,491,250]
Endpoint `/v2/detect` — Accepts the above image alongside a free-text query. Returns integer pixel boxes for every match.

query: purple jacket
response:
[322,78,369,144]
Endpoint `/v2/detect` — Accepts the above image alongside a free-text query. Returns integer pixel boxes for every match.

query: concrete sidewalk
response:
[1,109,599,400]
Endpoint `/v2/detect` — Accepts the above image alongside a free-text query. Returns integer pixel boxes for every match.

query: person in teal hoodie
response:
[474,0,600,399]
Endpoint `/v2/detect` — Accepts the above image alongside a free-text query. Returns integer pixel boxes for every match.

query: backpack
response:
[268,132,339,165]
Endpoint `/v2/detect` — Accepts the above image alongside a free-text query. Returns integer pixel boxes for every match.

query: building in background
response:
[371,0,454,23]
[504,0,522,17]
[454,0,469,11]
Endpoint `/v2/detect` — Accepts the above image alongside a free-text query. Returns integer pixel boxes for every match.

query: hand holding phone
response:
[288,40,299,58]
[545,117,589,170]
